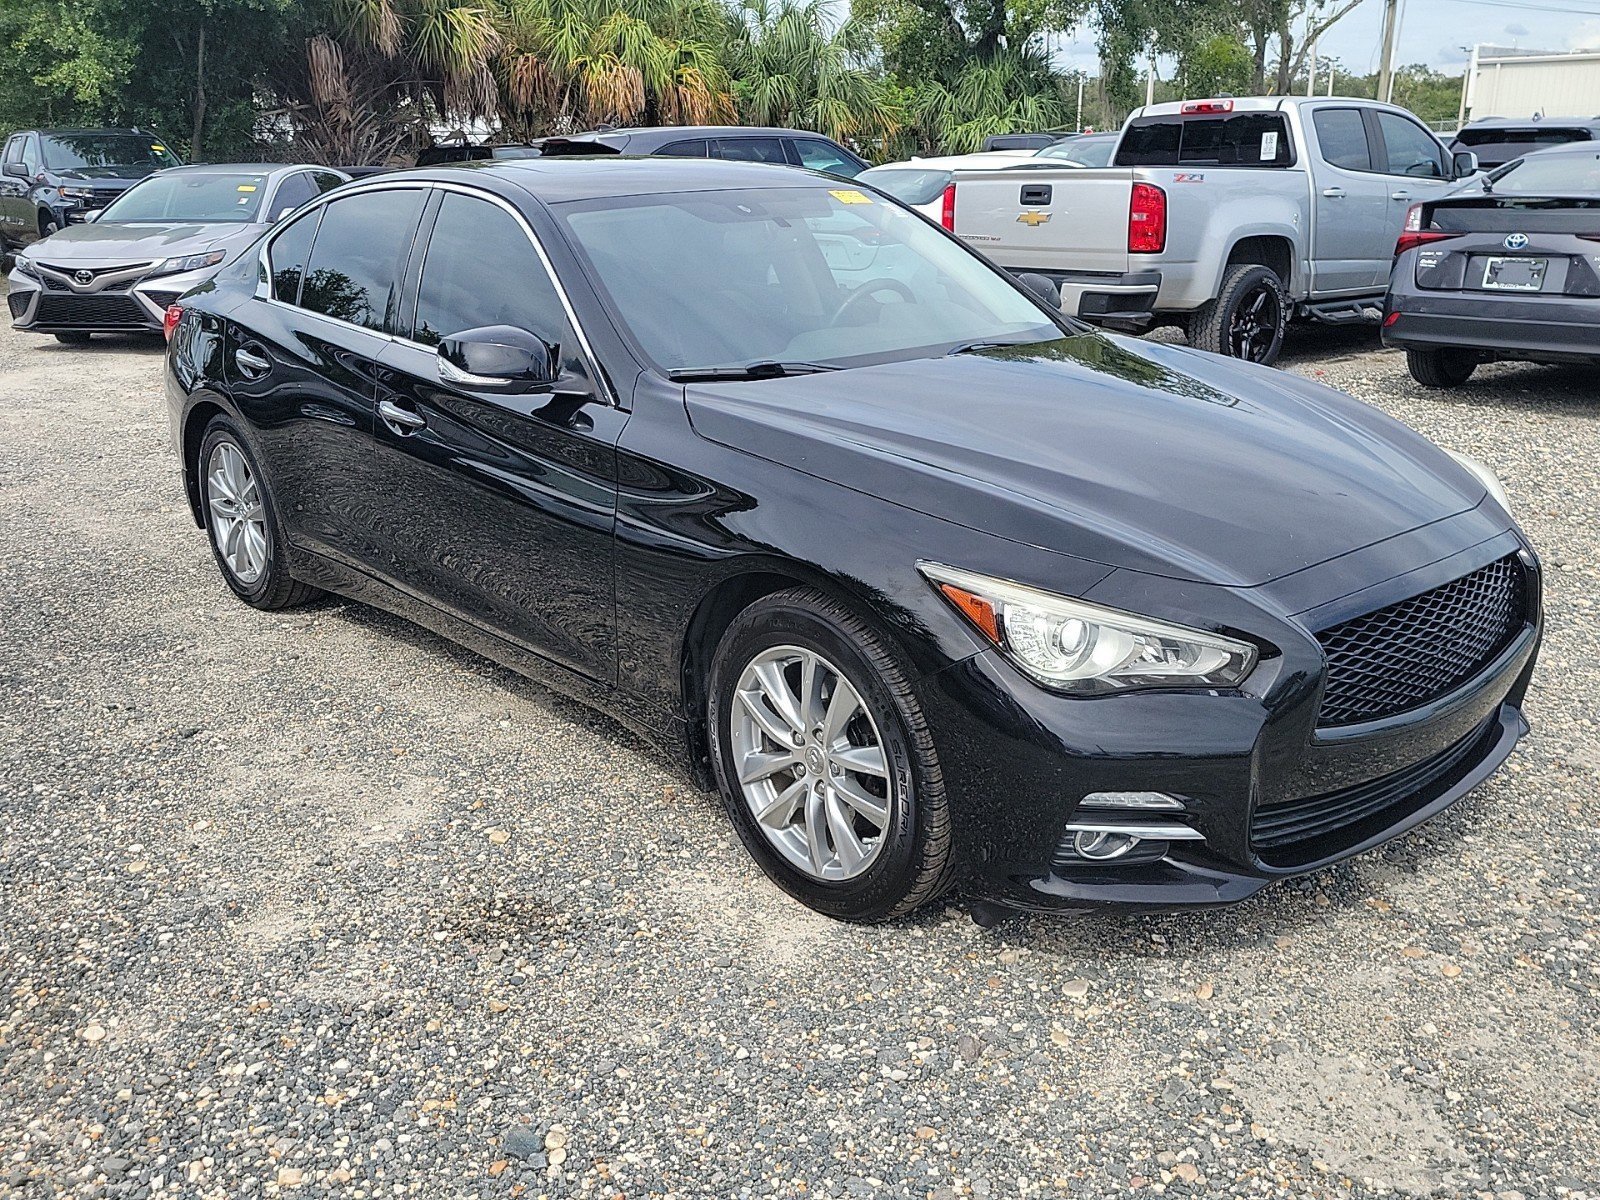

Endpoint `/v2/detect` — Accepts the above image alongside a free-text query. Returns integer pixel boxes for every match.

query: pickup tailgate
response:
[951,168,1134,275]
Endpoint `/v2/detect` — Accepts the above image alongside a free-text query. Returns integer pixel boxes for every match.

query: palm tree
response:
[902,42,1071,156]
[725,0,899,147]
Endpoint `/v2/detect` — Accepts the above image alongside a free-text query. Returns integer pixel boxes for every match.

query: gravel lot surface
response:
[2,299,1597,1200]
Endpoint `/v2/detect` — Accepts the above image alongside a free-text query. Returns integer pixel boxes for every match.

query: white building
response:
[1462,45,1600,122]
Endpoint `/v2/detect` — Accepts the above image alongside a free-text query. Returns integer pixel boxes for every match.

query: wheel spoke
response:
[738,747,799,785]
[833,776,889,829]
[821,677,862,746]
[803,787,828,876]
[833,743,887,778]
[752,659,805,739]
[824,790,866,872]
[754,777,806,828]
[797,652,825,732]
[737,687,798,749]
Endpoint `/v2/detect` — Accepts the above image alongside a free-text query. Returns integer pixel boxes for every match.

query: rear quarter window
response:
[1117,112,1295,168]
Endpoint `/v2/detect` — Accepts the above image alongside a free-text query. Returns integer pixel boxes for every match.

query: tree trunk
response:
[192,24,207,162]
[1275,15,1293,94]
[1250,30,1269,93]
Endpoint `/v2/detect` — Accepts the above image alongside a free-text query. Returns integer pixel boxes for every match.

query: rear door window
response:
[269,172,318,220]
[657,139,708,158]
[297,189,426,331]
[1313,108,1371,171]
[715,137,788,165]
[1117,112,1294,167]
[791,138,863,177]
[1375,113,1446,178]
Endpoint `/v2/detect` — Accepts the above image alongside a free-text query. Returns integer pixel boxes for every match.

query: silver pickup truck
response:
[951,96,1479,364]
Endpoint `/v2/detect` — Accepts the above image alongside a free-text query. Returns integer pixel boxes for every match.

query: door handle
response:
[1391,190,1412,200]
[377,398,426,433]
[234,346,271,377]
[1321,187,1346,198]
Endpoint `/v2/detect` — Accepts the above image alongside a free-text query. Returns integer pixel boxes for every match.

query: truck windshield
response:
[556,185,1060,373]
[1116,113,1293,168]
[99,172,269,223]
[42,134,181,170]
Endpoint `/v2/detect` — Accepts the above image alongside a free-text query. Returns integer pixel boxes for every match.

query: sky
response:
[1044,0,1600,76]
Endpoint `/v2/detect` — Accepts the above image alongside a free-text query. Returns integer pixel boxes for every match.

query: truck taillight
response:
[163,304,184,341]
[1394,230,1462,256]
[1128,183,1166,253]
[941,182,956,231]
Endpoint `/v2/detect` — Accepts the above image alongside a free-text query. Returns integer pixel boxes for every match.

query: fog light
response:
[1078,791,1184,811]
[1072,830,1146,860]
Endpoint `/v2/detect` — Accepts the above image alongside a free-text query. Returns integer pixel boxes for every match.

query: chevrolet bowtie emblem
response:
[1016,210,1051,227]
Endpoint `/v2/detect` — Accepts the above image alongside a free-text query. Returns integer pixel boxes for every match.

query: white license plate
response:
[1481,256,1548,291]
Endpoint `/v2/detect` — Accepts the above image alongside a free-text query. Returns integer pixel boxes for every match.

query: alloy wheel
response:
[205,441,269,584]
[1229,282,1281,362]
[729,645,895,882]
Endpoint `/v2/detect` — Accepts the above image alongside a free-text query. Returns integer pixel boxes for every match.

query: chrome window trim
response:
[253,178,616,406]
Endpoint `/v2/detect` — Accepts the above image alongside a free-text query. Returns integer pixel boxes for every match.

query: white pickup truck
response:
[950,96,1479,364]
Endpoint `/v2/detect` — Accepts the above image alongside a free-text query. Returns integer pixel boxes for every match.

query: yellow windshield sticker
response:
[829,189,872,205]
[151,145,165,152]
[236,184,257,192]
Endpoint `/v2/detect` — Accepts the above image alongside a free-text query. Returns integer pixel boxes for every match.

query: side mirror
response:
[1452,149,1479,178]
[1016,271,1062,309]
[2,162,28,179]
[273,206,296,223]
[83,209,103,223]
[437,325,558,392]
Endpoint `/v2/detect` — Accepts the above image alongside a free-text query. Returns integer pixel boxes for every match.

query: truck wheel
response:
[1406,348,1477,389]
[1187,264,1288,365]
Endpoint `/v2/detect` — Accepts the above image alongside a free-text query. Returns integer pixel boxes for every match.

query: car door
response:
[0,135,25,240]
[369,187,623,681]
[223,185,429,571]
[1371,110,1455,249]
[1305,105,1393,294]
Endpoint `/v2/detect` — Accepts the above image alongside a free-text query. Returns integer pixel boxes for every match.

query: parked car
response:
[163,157,1539,922]
[859,152,1057,224]
[981,133,1065,152]
[1383,140,1600,386]
[414,143,542,166]
[950,96,1476,364]
[1448,116,1600,171]
[1,128,181,254]
[531,126,869,177]
[8,162,347,342]
[1031,132,1119,168]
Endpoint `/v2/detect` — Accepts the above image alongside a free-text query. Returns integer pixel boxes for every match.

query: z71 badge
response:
[1173,172,1205,183]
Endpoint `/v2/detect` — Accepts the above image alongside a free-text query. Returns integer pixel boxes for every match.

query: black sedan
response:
[1384,141,1600,386]
[164,158,1540,921]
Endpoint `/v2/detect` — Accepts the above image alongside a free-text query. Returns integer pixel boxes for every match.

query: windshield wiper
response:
[945,339,1030,357]
[667,360,841,382]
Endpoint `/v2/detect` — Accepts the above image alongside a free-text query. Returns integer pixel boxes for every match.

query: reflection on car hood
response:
[684,333,1485,588]
[55,166,159,183]
[26,222,262,265]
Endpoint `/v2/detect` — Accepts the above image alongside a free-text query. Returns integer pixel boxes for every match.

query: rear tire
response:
[1406,348,1477,388]
[1187,264,1288,365]
[707,587,956,922]
[198,417,320,610]
[54,332,92,345]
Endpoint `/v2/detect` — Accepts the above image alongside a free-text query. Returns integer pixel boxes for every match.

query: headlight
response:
[1446,450,1513,516]
[920,563,1258,694]
[59,186,97,202]
[151,250,226,277]
[12,255,39,279]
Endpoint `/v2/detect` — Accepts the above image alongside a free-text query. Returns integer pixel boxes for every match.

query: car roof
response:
[20,127,157,135]
[866,153,1035,171]
[161,163,325,174]
[343,156,839,203]
[1459,116,1600,127]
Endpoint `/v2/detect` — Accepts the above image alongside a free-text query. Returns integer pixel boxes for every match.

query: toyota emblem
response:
[74,269,94,285]
[1503,232,1529,251]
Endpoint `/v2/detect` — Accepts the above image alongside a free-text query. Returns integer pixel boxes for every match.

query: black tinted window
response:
[268,208,320,304]
[412,193,569,348]
[299,189,424,331]
[313,171,345,193]
[657,139,707,158]
[793,138,862,177]
[1313,108,1370,170]
[716,137,787,164]
[1456,126,1593,148]
[270,172,318,218]
[1117,113,1292,167]
[1377,113,1444,177]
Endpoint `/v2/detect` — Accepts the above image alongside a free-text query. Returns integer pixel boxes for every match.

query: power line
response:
[1447,0,1600,14]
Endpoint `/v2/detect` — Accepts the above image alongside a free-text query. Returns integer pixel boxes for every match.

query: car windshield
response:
[1485,150,1600,194]
[42,134,181,169]
[858,167,951,206]
[556,185,1060,373]
[99,172,269,222]
[1038,137,1115,167]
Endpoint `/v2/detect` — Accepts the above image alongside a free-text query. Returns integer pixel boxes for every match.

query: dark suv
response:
[0,128,182,252]
[1448,117,1600,170]
[532,126,869,177]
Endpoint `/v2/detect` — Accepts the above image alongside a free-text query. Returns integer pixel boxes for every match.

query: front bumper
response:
[8,262,217,335]
[918,534,1541,914]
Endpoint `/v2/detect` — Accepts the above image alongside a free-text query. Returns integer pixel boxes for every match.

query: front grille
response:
[42,275,133,293]
[1253,715,1498,860]
[34,293,150,328]
[1314,556,1526,727]
[8,292,30,320]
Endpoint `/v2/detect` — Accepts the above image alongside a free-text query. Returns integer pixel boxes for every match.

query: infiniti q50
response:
[163,158,1540,921]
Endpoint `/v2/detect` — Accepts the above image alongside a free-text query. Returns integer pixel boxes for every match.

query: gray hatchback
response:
[8,162,346,342]
[1383,141,1600,386]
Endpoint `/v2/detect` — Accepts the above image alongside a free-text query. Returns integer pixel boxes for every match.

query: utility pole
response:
[1145,48,1156,107]
[1457,43,1479,128]
[1077,74,1085,131]
[1307,45,1317,96]
[1376,0,1400,103]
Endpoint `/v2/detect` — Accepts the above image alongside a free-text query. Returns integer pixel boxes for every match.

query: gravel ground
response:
[1,299,1597,1200]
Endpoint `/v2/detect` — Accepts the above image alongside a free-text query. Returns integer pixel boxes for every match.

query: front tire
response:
[199,418,319,610]
[1187,264,1288,365]
[1406,347,1477,388]
[707,588,955,921]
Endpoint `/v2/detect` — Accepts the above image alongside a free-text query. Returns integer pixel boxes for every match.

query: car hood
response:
[27,222,262,264]
[683,334,1485,588]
